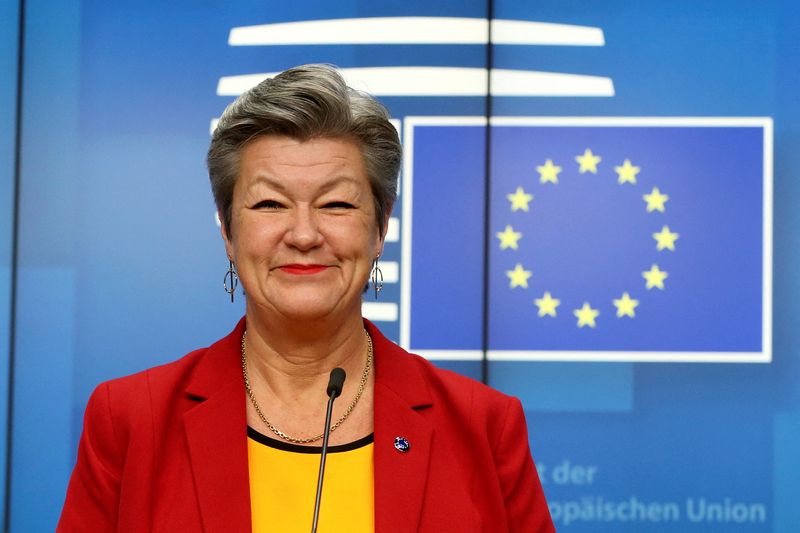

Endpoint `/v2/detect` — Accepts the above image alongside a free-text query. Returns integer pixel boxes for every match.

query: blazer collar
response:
[183,317,246,400]
[183,318,251,533]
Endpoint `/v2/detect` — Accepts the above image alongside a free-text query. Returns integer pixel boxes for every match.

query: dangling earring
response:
[223,260,238,303]
[371,256,383,299]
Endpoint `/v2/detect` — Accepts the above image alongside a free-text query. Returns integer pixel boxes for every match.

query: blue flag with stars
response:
[485,118,770,362]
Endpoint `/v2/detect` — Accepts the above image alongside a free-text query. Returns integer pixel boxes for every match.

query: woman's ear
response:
[374,211,391,257]
[219,210,234,259]
[380,208,393,244]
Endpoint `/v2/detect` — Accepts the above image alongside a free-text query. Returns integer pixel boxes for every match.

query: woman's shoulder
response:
[78,346,212,443]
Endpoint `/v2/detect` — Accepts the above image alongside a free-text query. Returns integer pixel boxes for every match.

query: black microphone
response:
[311,368,346,533]
[326,368,346,399]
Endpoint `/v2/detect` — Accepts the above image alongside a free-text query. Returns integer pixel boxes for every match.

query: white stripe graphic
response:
[487,351,770,363]
[415,350,484,361]
[377,261,399,283]
[493,19,604,46]
[228,17,604,46]
[217,67,614,97]
[385,217,400,242]
[362,302,398,322]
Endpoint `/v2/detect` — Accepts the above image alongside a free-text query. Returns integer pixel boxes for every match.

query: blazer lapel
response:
[368,321,434,533]
[183,321,252,533]
[178,319,435,533]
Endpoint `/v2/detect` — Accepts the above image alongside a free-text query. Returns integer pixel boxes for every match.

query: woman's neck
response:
[242,304,370,402]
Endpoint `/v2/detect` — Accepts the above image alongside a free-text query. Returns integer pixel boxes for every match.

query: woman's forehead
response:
[237,135,369,192]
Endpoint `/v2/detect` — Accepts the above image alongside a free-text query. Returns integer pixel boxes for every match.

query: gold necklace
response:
[241,329,372,444]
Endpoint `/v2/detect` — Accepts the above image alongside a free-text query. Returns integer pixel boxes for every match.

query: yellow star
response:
[642,264,668,290]
[574,302,599,328]
[496,225,522,250]
[534,291,560,317]
[575,149,601,174]
[643,187,669,212]
[614,159,640,184]
[507,187,534,212]
[653,225,679,251]
[613,292,639,318]
[537,159,562,184]
[506,263,532,289]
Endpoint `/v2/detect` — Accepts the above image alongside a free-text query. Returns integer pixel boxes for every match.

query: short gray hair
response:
[207,64,401,235]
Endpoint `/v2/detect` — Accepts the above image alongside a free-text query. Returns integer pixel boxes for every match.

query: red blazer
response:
[58,319,554,532]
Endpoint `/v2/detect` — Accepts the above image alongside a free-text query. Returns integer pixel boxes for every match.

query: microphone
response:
[311,368,346,533]
[326,368,346,399]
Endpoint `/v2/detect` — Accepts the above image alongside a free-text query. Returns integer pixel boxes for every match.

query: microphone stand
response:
[311,368,346,533]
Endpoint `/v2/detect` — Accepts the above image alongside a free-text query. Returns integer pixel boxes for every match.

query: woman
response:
[58,64,554,532]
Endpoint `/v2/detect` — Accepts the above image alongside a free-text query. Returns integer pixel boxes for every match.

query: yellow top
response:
[247,427,374,533]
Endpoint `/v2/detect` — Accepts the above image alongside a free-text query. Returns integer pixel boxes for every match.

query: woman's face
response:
[222,135,383,322]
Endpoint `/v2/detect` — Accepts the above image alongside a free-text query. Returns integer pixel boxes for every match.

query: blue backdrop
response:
[2,0,799,531]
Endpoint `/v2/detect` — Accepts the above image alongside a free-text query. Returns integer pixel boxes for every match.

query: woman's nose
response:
[284,206,324,250]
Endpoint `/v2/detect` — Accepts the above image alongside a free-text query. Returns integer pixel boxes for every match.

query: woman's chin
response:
[257,292,359,323]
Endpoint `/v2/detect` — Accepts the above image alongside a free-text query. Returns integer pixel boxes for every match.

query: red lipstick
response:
[279,264,328,275]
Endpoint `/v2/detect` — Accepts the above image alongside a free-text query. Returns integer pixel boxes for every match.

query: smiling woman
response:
[226,136,381,325]
[57,64,554,532]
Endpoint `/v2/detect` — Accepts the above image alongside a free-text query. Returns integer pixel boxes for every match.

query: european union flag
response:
[487,118,771,362]
[405,118,770,362]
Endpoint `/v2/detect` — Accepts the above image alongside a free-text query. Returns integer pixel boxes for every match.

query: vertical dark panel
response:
[0,0,23,528]
[10,0,80,529]
[481,0,494,386]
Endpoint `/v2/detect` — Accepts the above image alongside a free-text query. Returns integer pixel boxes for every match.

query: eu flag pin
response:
[394,436,410,452]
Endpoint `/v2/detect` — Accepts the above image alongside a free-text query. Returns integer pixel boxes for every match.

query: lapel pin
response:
[394,436,410,452]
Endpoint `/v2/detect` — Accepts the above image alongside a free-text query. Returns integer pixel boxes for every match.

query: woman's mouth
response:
[279,264,329,275]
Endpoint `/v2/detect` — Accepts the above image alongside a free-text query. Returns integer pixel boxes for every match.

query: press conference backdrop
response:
[2,0,799,531]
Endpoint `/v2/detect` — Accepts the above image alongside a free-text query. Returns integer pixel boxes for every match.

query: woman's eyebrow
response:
[247,175,287,193]
[317,175,362,194]
[246,174,361,195]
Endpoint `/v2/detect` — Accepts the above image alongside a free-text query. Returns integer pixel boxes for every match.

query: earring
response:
[223,260,238,303]
[371,257,383,299]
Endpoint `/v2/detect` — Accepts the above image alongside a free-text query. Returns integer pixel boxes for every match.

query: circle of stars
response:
[496,146,679,328]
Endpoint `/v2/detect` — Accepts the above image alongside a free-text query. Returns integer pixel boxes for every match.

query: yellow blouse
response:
[247,427,374,532]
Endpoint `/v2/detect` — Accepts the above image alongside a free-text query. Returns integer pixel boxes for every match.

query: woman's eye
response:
[323,201,355,209]
[252,200,283,209]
